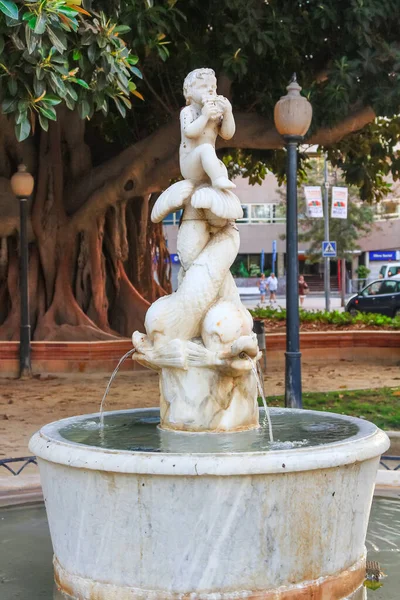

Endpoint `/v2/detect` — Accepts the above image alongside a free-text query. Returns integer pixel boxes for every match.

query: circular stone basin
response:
[30,408,389,600]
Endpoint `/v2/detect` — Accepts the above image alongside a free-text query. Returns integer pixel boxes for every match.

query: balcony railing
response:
[162,204,285,226]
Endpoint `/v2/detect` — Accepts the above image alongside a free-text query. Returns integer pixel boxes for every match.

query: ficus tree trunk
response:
[0,108,171,341]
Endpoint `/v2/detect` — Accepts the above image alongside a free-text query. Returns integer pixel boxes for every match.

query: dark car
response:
[346,278,400,318]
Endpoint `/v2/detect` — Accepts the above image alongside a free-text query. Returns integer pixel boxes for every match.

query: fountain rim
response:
[29,407,390,477]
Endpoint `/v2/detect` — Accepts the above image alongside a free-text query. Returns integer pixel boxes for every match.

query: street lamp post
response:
[274,75,312,409]
[10,165,35,378]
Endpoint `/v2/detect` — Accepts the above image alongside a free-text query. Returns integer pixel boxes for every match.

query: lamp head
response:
[10,164,34,199]
[274,74,312,138]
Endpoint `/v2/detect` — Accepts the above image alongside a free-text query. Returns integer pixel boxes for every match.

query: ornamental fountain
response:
[30,69,389,600]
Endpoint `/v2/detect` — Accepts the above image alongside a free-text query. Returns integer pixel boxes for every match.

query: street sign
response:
[322,241,337,257]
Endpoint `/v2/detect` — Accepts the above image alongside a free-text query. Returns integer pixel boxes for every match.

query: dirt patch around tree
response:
[1,360,400,458]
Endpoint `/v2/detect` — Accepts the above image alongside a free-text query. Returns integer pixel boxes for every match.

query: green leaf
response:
[65,95,75,111]
[33,77,46,97]
[0,35,4,55]
[65,84,78,100]
[0,1,18,20]
[25,26,39,54]
[130,66,142,79]
[42,94,62,106]
[39,105,57,120]
[7,78,17,96]
[126,55,139,66]
[26,14,37,30]
[1,97,17,114]
[70,77,90,89]
[15,110,27,124]
[87,43,96,63]
[78,99,90,119]
[34,13,47,34]
[38,112,48,131]
[113,96,126,118]
[72,48,81,61]
[35,66,45,81]
[57,6,78,17]
[15,117,31,142]
[48,27,67,53]
[114,25,131,34]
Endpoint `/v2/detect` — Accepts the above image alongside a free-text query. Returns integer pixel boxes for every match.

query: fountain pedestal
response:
[30,408,388,600]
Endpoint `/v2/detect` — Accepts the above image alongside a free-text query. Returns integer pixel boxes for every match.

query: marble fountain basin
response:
[29,407,389,600]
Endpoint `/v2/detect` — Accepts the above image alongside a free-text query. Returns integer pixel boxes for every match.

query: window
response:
[379,280,400,294]
[363,282,382,296]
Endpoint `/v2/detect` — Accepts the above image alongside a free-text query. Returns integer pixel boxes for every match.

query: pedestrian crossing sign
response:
[322,241,337,257]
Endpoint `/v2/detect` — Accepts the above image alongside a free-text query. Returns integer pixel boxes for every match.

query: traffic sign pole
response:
[323,154,331,312]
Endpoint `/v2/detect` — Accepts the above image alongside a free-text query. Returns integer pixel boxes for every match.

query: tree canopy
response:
[0,0,399,341]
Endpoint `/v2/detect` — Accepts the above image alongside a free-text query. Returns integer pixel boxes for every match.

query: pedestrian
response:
[298,275,309,307]
[266,272,278,305]
[258,273,267,304]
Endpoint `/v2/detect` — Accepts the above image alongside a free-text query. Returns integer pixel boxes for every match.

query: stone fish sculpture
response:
[132,68,261,432]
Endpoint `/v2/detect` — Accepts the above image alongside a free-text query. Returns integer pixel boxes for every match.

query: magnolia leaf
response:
[15,117,31,142]
[33,77,46,97]
[0,0,18,20]
[72,48,81,60]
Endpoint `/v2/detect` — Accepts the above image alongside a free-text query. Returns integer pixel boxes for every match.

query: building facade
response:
[163,174,400,289]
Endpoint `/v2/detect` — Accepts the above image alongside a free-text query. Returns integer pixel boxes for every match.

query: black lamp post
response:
[10,164,34,378]
[274,75,312,408]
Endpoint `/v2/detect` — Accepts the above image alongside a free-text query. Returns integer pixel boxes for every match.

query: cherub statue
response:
[131,68,261,433]
[180,68,236,190]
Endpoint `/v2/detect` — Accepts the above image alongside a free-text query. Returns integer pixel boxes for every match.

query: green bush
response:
[250,307,400,329]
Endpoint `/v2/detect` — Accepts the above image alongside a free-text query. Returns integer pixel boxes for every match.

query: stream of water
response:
[99,348,136,428]
[246,356,274,442]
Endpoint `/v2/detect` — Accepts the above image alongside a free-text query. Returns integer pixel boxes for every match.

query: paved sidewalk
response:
[239,288,346,311]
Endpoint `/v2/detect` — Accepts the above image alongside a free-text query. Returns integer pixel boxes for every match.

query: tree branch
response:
[68,105,376,231]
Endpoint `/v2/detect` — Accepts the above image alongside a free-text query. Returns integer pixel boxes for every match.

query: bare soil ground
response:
[1,361,400,458]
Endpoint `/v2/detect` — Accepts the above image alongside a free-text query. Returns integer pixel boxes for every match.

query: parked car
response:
[346,278,400,317]
[379,263,400,278]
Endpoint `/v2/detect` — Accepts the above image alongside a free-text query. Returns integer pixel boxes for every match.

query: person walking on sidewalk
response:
[266,272,278,305]
[298,275,309,307]
[258,273,268,304]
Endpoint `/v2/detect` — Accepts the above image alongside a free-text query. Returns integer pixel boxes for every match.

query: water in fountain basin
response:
[246,356,274,442]
[99,348,136,429]
[57,407,361,454]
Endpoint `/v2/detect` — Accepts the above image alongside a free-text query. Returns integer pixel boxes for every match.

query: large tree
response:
[0,0,400,341]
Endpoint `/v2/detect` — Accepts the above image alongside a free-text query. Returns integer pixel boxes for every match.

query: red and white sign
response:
[331,186,348,219]
[304,186,323,218]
